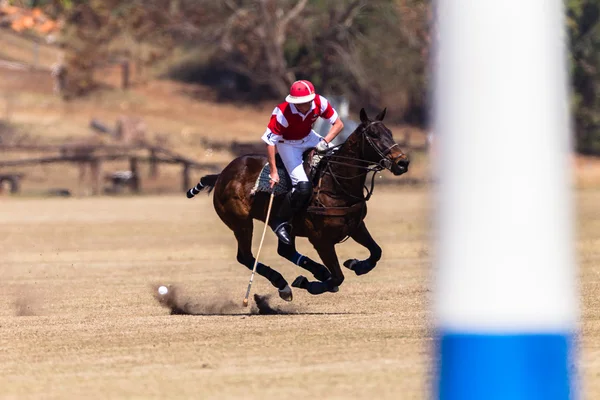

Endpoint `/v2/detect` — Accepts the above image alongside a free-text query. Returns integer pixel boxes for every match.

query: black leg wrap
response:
[344,259,376,276]
[307,278,341,295]
[277,242,331,282]
[292,275,309,289]
[256,263,288,290]
[355,261,376,276]
[372,247,382,262]
[238,252,288,290]
[277,241,296,259]
[306,281,331,295]
[300,258,331,282]
[292,276,339,295]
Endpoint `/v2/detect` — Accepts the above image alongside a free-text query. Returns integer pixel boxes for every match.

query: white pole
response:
[433,0,578,398]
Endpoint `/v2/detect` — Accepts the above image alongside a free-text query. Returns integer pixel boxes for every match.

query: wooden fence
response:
[0,127,431,195]
[0,143,220,195]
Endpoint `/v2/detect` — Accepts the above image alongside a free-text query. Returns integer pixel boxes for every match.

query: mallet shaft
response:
[243,191,276,307]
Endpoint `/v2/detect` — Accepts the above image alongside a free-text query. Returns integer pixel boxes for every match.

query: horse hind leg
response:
[277,239,331,282]
[233,221,293,302]
[343,221,382,276]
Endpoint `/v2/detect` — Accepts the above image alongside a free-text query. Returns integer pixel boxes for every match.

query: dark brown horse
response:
[187,108,409,301]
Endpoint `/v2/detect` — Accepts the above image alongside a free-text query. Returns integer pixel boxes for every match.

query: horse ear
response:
[360,108,369,124]
[375,108,387,121]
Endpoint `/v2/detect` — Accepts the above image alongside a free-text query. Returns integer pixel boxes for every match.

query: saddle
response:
[251,149,326,196]
[250,149,365,217]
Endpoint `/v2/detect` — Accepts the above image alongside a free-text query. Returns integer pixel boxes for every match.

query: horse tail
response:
[186,174,219,198]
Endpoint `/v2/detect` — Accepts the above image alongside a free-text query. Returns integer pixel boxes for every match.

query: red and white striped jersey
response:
[261,95,338,145]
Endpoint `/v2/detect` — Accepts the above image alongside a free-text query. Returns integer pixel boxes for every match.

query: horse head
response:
[356,108,410,176]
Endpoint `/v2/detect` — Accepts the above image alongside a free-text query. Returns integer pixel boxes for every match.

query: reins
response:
[314,121,404,205]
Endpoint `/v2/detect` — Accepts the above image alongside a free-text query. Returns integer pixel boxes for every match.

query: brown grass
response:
[2,187,599,398]
[0,188,431,399]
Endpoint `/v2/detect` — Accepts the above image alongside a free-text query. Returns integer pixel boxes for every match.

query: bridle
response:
[316,121,407,202]
[361,121,407,170]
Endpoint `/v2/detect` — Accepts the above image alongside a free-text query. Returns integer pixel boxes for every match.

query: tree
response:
[567,0,600,154]
[54,0,430,121]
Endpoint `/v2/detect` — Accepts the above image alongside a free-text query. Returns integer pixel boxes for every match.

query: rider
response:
[261,80,345,245]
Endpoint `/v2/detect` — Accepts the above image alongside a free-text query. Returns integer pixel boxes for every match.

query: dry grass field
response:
[1,187,600,399]
[0,188,431,400]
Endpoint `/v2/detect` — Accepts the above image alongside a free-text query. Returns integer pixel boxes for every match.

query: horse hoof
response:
[292,275,309,289]
[344,259,373,276]
[344,259,359,271]
[278,285,293,302]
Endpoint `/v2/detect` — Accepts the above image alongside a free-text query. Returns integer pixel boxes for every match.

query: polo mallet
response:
[243,190,276,307]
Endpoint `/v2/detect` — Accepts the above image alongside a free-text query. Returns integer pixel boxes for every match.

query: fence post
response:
[121,61,130,90]
[182,162,190,192]
[8,176,20,194]
[77,161,86,196]
[90,158,102,195]
[129,157,140,193]
[149,149,158,179]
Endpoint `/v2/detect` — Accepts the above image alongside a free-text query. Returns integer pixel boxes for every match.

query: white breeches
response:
[275,130,323,186]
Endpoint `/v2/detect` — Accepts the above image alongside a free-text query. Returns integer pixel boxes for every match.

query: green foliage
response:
[567,0,600,154]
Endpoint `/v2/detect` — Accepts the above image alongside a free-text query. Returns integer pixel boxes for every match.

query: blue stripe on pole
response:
[436,333,575,400]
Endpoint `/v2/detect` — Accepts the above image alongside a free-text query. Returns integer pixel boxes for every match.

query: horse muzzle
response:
[391,159,409,176]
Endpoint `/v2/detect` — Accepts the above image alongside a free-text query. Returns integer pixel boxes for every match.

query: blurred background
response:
[0,0,598,196]
[0,0,430,196]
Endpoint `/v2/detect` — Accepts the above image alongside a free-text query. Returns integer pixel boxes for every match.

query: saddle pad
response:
[251,163,292,196]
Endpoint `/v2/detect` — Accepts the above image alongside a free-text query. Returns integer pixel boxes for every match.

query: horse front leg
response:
[343,221,382,276]
[292,241,344,295]
[277,238,331,282]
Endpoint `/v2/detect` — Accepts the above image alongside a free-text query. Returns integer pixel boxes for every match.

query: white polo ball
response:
[158,286,168,295]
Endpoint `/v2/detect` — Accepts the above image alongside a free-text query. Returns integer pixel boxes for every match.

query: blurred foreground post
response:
[433,0,578,399]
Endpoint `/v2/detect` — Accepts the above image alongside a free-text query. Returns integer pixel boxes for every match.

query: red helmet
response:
[286,80,316,104]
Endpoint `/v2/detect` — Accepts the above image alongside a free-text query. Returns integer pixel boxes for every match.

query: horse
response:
[187,108,409,301]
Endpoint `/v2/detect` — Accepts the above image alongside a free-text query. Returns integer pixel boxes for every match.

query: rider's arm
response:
[266,144,277,177]
[317,95,344,144]
[262,105,287,176]
[323,117,344,144]
[261,128,280,184]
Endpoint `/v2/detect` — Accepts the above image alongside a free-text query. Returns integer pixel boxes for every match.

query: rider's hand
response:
[269,171,279,188]
[316,139,331,153]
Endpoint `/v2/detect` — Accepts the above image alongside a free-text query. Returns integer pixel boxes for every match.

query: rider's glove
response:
[316,139,331,153]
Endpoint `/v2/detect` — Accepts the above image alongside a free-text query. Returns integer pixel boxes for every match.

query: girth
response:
[306,201,365,216]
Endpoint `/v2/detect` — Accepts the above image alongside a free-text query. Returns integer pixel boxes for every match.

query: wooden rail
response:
[0,143,221,194]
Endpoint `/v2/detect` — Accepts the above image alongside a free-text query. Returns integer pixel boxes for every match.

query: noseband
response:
[360,121,406,171]
[317,120,406,202]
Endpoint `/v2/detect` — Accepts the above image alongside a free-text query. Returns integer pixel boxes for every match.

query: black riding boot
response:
[271,191,295,245]
[270,181,312,245]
